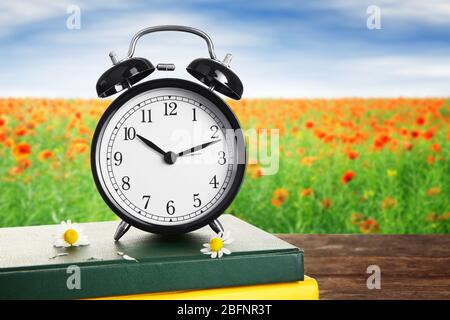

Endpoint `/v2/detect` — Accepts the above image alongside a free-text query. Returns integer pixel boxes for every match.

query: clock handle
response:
[126,25,218,61]
[114,220,131,241]
[209,219,225,235]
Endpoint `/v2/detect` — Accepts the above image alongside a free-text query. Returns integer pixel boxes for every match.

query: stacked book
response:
[0,215,318,299]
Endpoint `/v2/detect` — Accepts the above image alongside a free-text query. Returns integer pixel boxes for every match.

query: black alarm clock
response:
[91,25,246,240]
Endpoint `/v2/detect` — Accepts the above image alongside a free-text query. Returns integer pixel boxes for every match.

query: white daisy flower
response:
[200,231,233,259]
[53,220,90,248]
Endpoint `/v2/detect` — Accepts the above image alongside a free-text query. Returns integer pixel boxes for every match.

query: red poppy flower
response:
[13,142,31,158]
[341,171,355,184]
[404,141,413,151]
[416,116,425,125]
[431,143,441,153]
[347,150,359,160]
[423,130,434,140]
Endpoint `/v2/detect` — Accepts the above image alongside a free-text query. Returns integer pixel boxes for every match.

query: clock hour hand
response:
[137,134,166,156]
[178,139,221,157]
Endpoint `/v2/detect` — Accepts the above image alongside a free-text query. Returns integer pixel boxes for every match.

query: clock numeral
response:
[192,108,197,121]
[218,151,227,165]
[166,200,175,215]
[123,127,136,140]
[193,193,201,208]
[142,195,151,209]
[113,152,122,166]
[164,102,177,116]
[141,109,152,123]
[210,125,219,139]
[121,176,130,190]
[209,175,219,189]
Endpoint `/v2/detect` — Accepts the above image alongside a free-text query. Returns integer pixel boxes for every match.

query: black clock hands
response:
[178,139,221,157]
[137,134,177,164]
[136,134,166,156]
[137,134,221,165]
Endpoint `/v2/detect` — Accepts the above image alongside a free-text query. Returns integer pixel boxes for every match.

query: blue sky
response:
[0,0,449,98]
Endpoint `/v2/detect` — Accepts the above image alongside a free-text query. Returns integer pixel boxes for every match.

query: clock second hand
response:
[177,139,221,157]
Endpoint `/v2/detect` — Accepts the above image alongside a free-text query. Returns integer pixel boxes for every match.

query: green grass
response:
[230,135,449,234]
[0,98,448,233]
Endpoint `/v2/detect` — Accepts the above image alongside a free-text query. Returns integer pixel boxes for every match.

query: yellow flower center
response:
[209,237,224,252]
[64,229,78,245]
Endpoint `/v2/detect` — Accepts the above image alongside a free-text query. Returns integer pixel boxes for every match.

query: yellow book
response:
[98,276,319,300]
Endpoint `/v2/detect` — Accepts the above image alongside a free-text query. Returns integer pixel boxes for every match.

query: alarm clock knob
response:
[222,53,232,67]
[156,63,176,71]
[109,51,120,65]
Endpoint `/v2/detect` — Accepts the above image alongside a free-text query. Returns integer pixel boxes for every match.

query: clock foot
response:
[114,220,131,241]
[209,219,225,235]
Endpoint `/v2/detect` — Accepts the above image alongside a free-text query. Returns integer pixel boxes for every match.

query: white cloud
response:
[0,1,449,98]
[251,0,450,26]
[0,0,129,37]
[369,0,450,25]
[351,56,450,79]
[238,53,450,98]
[315,0,450,25]
[0,9,271,98]
[0,0,68,37]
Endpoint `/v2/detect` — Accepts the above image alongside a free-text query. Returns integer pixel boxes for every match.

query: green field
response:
[0,98,448,233]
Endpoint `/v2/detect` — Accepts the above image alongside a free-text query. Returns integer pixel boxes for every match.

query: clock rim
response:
[91,78,246,235]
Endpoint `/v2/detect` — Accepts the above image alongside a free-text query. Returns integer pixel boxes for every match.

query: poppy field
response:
[0,98,448,233]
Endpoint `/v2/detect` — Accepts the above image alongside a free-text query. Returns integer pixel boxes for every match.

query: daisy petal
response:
[49,252,69,259]
[218,251,223,258]
[53,239,66,248]
[56,242,70,248]
[200,248,211,253]
[54,220,90,248]
[223,238,234,244]
[77,237,90,246]
[222,248,231,255]
[211,251,218,259]
[122,254,139,262]
[202,243,210,248]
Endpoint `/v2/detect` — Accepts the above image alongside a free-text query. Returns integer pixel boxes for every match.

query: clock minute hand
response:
[136,134,166,156]
[178,139,221,157]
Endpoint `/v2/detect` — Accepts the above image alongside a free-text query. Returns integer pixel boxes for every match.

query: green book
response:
[0,215,304,299]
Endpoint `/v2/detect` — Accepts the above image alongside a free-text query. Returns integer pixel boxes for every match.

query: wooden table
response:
[277,234,450,300]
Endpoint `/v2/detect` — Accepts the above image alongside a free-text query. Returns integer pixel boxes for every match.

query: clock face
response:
[92,79,245,234]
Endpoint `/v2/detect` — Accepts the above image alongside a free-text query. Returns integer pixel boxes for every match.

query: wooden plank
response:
[276,234,450,300]
[305,257,450,276]
[279,234,450,257]
[317,276,450,300]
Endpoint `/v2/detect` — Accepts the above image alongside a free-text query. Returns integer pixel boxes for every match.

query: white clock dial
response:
[94,87,240,226]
